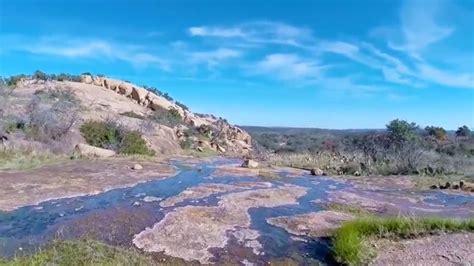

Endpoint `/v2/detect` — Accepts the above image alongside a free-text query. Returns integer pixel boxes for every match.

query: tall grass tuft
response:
[0,240,154,266]
[332,216,474,265]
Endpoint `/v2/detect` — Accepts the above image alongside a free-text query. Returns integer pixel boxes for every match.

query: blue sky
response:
[0,0,473,129]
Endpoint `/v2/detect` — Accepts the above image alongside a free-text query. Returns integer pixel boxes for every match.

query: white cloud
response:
[255,53,323,80]
[189,26,246,38]
[318,41,359,57]
[417,64,474,88]
[190,48,242,65]
[372,0,454,59]
[25,40,113,58]
[7,36,171,71]
[394,0,454,54]
[189,21,314,48]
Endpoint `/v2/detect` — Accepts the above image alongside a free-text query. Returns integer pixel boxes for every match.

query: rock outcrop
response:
[74,143,116,158]
[79,74,252,155]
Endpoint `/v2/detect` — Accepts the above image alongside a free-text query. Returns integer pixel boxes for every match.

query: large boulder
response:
[93,76,106,87]
[103,78,122,91]
[147,94,175,111]
[310,168,324,176]
[74,143,116,158]
[118,83,134,97]
[80,75,93,84]
[131,87,149,105]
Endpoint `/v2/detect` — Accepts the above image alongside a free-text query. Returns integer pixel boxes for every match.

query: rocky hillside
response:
[1,74,252,157]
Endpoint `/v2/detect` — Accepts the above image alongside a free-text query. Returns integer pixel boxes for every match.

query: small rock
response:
[310,168,324,176]
[132,164,143,170]
[353,171,361,176]
[196,146,204,152]
[445,182,451,189]
[452,184,460,190]
[132,201,141,207]
[242,159,259,168]
[430,184,438,189]
[460,181,465,188]
[143,196,162,203]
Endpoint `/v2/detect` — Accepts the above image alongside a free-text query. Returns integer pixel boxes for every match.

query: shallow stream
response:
[1,158,472,264]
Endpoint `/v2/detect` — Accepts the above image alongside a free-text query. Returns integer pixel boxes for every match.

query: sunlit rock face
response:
[133,185,308,264]
[267,211,354,238]
[79,74,253,155]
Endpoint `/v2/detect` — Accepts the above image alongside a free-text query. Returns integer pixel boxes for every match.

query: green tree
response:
[386,119,419,144]
[455,125,471,138]
[33,70,48,81]
[425,126,447,141]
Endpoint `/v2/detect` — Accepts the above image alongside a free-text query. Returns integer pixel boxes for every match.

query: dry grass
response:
[0,147,64,170]
[0,239,154,266]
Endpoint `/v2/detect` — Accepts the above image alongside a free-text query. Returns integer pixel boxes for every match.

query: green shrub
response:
[119,131,154,155]
[180,138,194,149]
[80,120,121,149]
[149,107,182,127]
[33,70,48,81]
[80,120,154,156]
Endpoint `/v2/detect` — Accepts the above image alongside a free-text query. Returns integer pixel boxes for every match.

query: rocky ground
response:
[0,157,472,265]
[267,211,354,238]
[133,184,308,264]
[370,233,474,265]
[0,158,176,211]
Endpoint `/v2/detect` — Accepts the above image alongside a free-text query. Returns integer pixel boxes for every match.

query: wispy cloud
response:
[417,64,474,88]
[189,26,246,38]
[255,53,323,80]
[2,35,171,71]
[393,0,454,56]
[190,48,242,66]
[189,21,314,48]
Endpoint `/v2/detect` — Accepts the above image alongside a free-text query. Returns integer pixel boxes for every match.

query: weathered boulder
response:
[216,144,226,153]
[74,143,116,158]
[132,164,143,170]
[148,94,175,111]
[242,159,259,169]
[93,76,106,86]
[118,83,134,97]
[103,79,122,91]
[131,87,149,105]
[310,168,324,176]
[80,75,93,84]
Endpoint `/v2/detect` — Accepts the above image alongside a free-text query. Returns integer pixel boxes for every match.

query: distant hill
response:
[241,126,384,136]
